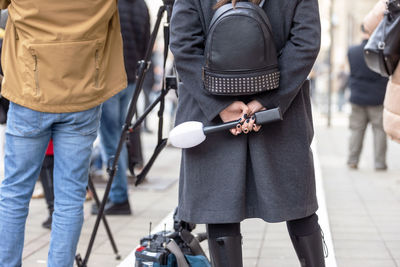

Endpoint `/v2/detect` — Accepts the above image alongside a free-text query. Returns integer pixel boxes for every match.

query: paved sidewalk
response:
[315,112,400,267]
[1,108,399,266]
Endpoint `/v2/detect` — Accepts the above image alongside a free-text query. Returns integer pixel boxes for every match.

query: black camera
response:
[135,230,172,266]
[135,209,209,267]
[135,220,196,266]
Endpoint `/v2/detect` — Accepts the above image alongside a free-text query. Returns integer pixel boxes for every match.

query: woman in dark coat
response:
[170,0,325,266]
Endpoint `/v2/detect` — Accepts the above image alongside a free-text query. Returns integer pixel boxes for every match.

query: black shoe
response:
[91,200,132,215]
[42,215,52,229]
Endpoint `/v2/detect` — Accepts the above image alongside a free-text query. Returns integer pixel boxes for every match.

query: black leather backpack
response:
[203,0,280,96]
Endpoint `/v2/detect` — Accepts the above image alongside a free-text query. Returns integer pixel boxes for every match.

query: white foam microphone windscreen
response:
[168,121,206,148]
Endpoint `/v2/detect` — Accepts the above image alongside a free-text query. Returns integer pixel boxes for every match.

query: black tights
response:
[207,213,320,238]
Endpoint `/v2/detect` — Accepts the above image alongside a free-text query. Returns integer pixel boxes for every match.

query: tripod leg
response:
[87,176,121,260]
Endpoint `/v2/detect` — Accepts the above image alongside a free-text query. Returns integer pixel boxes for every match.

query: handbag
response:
[364,0,400,77]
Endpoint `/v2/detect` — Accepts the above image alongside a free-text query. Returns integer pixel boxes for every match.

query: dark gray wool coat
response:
[170,0,321,224]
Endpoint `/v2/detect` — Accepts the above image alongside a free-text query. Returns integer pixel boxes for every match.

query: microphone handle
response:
[254,107,282,124]
[203,107,282,135]
[203,120,239,135]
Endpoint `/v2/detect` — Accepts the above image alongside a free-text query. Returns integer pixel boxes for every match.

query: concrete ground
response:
[1,107,399,267]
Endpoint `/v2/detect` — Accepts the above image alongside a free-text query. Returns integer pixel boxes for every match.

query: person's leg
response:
[89,144,103,177]
[0,102,50,266]
[348,104,368,168]
[367,105,387,170]
[99,89,129,205]
[48,105,101,266]
[97,84,135,214]
[119,83,135,170]
[286,213,326,267]
[337,91,345,112]
[40,155,55,229]
[206,223,243,267]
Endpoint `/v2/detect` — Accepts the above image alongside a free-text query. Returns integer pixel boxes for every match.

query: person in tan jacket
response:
[0,1,127,266]
[363,0,400,143]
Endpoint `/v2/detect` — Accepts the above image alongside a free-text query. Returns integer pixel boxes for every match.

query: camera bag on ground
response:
[203,0,280,96]
[135,211,211,267]
[364,0,400,77]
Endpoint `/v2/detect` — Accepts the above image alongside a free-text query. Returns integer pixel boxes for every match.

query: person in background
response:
[40,140,93,230]
[0,0,127,266]
[92,0,150,215]
[39,141,55,229]
[363,0,400,143]
[337,64,349,112]
[347,24,388,170]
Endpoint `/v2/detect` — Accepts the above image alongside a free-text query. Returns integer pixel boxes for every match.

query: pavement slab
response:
[315,112,400,267]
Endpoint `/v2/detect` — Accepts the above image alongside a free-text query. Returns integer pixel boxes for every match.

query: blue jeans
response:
[100,83,135,203]
[0,102,101,267]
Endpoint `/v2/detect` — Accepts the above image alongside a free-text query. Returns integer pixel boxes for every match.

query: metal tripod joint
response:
[107,156,118,176]
[137,59,152,73]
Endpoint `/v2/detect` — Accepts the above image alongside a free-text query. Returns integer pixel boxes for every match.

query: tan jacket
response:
[0,0,127,112]
[364,0,400,143]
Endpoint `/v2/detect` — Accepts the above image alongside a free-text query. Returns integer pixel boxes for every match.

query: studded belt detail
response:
[203,67,280,96]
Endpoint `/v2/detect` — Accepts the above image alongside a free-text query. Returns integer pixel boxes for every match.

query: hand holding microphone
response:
[219,100,266,135]
[219,101,249,135]
[240,100,266,134]
[169,107,282,148]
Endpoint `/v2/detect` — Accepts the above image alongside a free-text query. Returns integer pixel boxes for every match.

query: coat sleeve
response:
[383,79,400,143]
[170,0,234,122]
[0,0,9,9]
[383,60,400,143]
[254,0,321,115]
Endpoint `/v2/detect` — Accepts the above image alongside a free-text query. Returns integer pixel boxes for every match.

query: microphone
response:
[169,107,282,148]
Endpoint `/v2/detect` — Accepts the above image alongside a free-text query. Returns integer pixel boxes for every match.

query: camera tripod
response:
[75,0,176,266]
